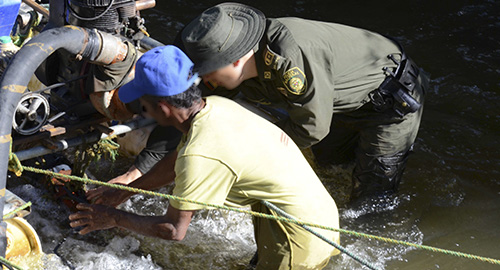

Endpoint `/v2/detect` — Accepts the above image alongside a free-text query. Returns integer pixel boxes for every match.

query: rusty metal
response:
[89,89,135,121]
[93,31,129,65]
[3,191,30,219]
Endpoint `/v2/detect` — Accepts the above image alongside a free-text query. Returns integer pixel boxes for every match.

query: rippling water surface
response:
[7,0,500,269]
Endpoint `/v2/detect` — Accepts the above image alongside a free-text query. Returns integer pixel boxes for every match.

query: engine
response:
[6,0,157,137]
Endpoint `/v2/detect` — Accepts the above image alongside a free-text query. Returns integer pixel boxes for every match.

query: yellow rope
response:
[5,144,499,266]
[17,165,500,266]
[8,140,23,177]
[7,137,120,178]
[3,202,32,219]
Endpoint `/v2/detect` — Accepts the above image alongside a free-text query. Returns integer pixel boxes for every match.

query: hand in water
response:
[86,166,141,207]
[86,185,133,207]
[69,203,118,235]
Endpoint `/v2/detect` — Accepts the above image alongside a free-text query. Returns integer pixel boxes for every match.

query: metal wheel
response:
[12,92,50,135]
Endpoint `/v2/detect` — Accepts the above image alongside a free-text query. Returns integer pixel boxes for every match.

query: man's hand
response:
[69,203,118,235]
[69,203,195,241]
[86,184,133,207]
[86,165,142,207]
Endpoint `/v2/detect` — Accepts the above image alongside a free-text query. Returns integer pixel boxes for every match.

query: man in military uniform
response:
[181,2,430,201]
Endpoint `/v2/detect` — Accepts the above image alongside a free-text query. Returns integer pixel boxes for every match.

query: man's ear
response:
[158,100,172,116]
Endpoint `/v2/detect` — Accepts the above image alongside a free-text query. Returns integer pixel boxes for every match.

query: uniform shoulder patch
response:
[263,46,281,69]
[264,50,275,66]
[282,67,307,95]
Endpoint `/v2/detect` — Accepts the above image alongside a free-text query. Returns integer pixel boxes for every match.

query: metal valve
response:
[12,92,50,135]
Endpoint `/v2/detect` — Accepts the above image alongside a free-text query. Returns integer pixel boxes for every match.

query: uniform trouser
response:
[311,71,430,200]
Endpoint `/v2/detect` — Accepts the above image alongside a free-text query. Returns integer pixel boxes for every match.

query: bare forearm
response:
[113,204,193,241]
[119,165,144,184]
[114,210,183,240]
[90,154,175,206]
[129,151,177,191]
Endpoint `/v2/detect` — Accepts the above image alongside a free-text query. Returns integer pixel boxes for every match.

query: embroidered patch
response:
[282,67,306,95]
[264,50,275,66]
[264,71,272,79]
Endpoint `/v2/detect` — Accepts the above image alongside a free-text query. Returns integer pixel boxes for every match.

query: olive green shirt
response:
[206,18,401,148]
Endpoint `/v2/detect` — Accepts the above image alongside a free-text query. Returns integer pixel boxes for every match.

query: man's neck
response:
[241,52,258,81]
[177,98,206,134]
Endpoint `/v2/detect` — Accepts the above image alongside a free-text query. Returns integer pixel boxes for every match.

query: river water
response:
[7,0,500,269]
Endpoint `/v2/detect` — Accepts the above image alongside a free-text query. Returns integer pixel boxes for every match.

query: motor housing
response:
[67,0,137,34]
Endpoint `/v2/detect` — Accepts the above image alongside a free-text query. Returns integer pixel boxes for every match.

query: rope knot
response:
[8,141,23,177]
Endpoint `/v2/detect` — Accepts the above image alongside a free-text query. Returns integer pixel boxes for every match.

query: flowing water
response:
[6,0,500,269]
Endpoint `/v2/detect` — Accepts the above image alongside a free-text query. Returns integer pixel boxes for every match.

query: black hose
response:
[45,0,67,30]
[139,36,165,51]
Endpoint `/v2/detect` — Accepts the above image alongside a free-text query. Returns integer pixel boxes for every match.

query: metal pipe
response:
[135,0,156,11]
[14,117,155,161]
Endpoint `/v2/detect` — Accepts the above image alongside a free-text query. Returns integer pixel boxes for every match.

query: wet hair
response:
[143,84,202,109]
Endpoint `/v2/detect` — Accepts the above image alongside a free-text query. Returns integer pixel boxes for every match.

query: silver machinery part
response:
[12,92,50,135]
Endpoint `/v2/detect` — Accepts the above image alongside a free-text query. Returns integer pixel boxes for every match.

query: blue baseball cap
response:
[119,45,199,104]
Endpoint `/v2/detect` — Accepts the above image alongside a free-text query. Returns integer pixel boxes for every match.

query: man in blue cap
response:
[69,45,341,269]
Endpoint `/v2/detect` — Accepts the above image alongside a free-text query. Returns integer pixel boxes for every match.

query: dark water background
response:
[138,0,500,269]
[9,1,500,269]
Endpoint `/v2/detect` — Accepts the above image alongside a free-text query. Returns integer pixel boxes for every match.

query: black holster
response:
[369,54,422,117]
